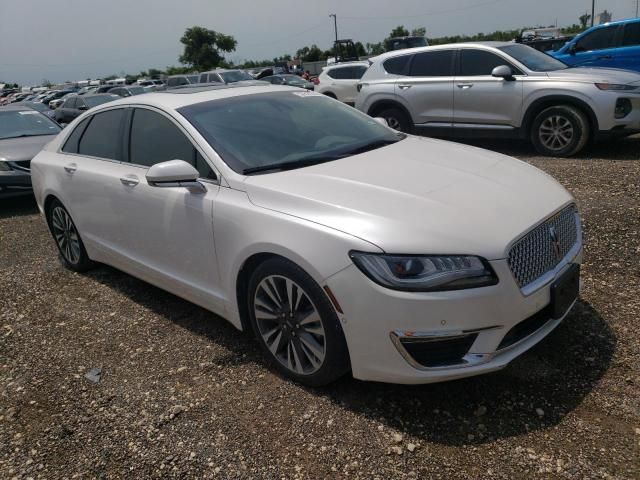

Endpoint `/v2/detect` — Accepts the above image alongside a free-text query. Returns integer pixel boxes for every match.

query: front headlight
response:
[350,252,498,292]
[595,83,638,91]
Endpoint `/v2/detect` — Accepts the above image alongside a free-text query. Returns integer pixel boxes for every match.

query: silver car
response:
[356,42,640,156]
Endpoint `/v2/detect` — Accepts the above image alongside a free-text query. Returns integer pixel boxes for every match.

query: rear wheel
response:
[46,200,94,272]
[530,105,590,157]
[247,258,350,386]
[377,107,412,133]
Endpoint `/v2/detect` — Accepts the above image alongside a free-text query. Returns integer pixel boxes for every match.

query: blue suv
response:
[551,18,640,72]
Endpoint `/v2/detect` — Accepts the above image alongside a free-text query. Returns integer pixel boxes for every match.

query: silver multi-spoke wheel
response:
[51,206,81,265]
[253,275,326,375]
[539,115,574,151]
[386,116,401,130]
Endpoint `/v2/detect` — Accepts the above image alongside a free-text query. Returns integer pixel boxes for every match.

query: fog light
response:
[615,98,632,119]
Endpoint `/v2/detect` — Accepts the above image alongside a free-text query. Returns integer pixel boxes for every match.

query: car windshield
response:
[85,95,118,107]
[178,91,403,175]
[282,75,305,84]
[0,110,61,140]
[128,86,145,95]
[498,44,569,72]
[220,70,254,83]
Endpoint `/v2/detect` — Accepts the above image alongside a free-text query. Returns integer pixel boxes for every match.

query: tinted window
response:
[409,51,454,76]
[383,55,411,75]
[576,26,618,51]
[61,117,90,154]
[498,44,568,71]
[167,77,180,87]
[75,98,86,109]
[129,109,215,179]
[352,66,368,79]
[623,22,640,46]
[459,49,519,76]
[64,96,77,108]
[199,73,208,83]
[78,109,125,160]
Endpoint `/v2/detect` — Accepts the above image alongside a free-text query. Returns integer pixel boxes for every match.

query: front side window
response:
[64,96,77,108]
[623,22,640,46]
[78,109,125,160]
[459,49,520,76]
[129,108,215,179]
[178,91,403,175]
[498,44,568,72]
[575,26,619,52]
[409,50,455,77]
[0,110,61,140]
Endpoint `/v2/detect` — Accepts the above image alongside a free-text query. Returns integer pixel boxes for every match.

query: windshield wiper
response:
[0,133,55,140]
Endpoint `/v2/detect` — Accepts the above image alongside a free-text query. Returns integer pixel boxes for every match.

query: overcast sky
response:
[1,0,638,85]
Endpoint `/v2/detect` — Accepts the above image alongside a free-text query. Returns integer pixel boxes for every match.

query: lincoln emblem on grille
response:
[549,226,561,259]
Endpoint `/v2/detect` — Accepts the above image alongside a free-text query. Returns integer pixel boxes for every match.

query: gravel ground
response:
[1,136,639,479]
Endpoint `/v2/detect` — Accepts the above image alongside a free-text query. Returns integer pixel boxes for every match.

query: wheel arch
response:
[367,99,412,122]
[523,95,599,140]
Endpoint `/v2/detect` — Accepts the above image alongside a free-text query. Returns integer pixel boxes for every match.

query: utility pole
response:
[591,0,595,26]
[636,0,639,18]
[329,14,338,44]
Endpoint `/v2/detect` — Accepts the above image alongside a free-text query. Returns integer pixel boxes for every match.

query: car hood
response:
[546,67,640,85]
[243,137,574,260]
[0,135,58,162]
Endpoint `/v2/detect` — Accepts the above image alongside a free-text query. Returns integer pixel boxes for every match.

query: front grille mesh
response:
[508,205,578,289]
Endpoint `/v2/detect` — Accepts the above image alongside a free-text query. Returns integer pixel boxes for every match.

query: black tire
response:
[247,257,350,387]
[530,105,590,157]
[46,199,95,272]
[377,107,413,133]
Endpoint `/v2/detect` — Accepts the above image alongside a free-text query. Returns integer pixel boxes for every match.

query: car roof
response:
[372,42,513,61]
[325,61,370,69]
[91,84,294,111]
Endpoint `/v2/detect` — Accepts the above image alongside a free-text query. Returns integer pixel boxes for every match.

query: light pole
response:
[591,0,595,26]
[329,13,338,44]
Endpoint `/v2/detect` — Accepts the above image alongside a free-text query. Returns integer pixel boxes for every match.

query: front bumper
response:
[0,170,32,198]
[597,94,640,135]
[326,248,583,384]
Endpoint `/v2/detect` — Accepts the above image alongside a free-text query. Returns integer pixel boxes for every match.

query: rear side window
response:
[575,26,619,51]
[78,109,125,160]
[622,22,640,46]
[409,50,455,76]
[327,67,347,79]
[129,108,215,179]
[383,55,411,75]
[459,49,520,76]
[61,118,90,154]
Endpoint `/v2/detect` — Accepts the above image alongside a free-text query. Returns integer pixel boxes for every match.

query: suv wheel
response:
[530,105,589,157]
[247,258,350,387]
[377,107,412,133]
[46,200,95,272]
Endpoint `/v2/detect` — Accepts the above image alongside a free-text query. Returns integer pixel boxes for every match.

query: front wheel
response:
[377,107,413,133]
[530,105,590,157]
[247,258,350,387]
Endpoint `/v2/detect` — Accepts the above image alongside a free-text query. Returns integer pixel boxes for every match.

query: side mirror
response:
[568,43,577,55]
[78,105,88,111]
[373,117,389,127]
[146,160,206,193]
[491,65,515,81]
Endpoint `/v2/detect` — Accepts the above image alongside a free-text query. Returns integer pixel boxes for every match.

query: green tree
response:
[179,26,237,71]
[579,13,591,29]
[389,26,410,38]
[354,41,367,57]
[411,27,427,37]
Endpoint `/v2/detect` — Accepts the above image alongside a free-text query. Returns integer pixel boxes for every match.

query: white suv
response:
[356,42,640,156]
[315,62,369,105]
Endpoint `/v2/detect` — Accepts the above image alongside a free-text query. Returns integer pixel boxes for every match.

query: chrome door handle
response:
[457,84,473,89]
[398,84,412,90]
[64,163,77,174]
[120,175,139,187]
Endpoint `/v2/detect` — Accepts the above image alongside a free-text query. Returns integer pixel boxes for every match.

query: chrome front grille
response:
[508,205,579,289]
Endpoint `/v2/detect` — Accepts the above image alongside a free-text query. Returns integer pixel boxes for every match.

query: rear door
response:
[327,66,368,104]
[453,48,524,127]
[614,21,640,72]
[106,107,223,306]
[397,50,455,126]
[568,24,623,68]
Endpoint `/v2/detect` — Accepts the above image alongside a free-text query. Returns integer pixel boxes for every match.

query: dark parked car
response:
[41,89,75,107]
[108,85,146,97]
[55,94,119,124]
[261,74,314,90]
[167,74,200,88]
[0,105,61,198]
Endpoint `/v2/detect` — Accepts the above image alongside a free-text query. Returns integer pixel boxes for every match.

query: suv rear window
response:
[327,66,367,80]
[409,50,455,76]
[383,55,410,75]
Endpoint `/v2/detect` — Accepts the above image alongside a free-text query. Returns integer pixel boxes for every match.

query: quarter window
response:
[128,109,215,179]
[409,50,455,77]
[61,117,90,154]
[383,55,411,75]
[78,109,125,160]
[459,49,520,76]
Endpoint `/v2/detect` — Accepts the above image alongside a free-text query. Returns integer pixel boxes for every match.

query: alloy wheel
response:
[386,116,401,130]
[253,275,326,375]
[51,206,81,265]
[539,115,574,151]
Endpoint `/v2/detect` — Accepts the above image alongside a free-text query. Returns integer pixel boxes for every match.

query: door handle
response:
[457,84,474,89]
[64,163,77,174]
[120,175,139,187]
[398,84,412,90]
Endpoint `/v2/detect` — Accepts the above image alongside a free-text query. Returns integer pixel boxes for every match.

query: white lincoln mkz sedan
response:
[31,85,582,386]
